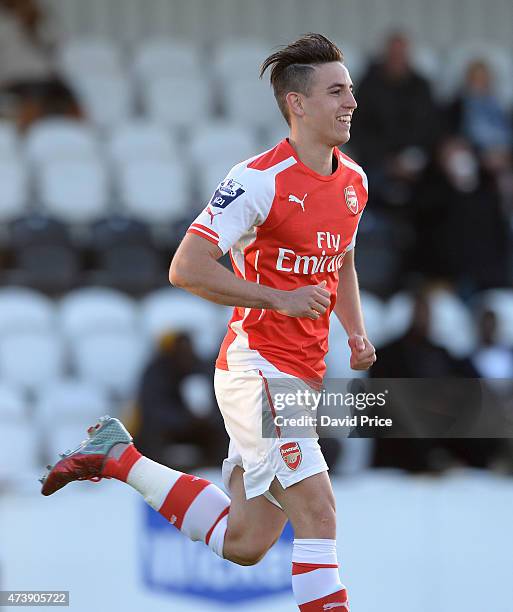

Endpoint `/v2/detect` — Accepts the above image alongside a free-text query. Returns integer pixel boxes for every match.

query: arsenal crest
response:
[280,442,302,470]
[344,185,359,214]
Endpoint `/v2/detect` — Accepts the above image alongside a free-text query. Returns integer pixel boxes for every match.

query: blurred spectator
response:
[133,332,227,470]
[0,0,80,129]
[366,289,504,473]
[471,308,513,379]
[412,136,510,295]
[351,31,438,207]
[446,59,513,175]
[0,0,53,86]
[371,289,476,378]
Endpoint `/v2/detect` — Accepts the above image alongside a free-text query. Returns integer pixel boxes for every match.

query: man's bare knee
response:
[269,473,337,538]
[223,531,269,566]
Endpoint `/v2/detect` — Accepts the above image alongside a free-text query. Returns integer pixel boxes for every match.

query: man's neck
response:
[288,133,336,176]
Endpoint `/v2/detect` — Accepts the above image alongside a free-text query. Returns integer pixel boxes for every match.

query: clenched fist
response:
[348,334,376,370]
[276,281,331,320]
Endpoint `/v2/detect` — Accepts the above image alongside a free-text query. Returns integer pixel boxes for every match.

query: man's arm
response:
[333,249,376,370]
[169,233,331,320]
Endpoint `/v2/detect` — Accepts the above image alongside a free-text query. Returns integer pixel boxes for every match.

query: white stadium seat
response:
[479,289,513,347]
[0,158,28,222]
[222,77,280,128]
[0,422,40,478]
[0,331,64,392]
[24,119,99,164]
[187,120,257,166]
[133,39,203,80]
[140,287,228,358]
[39,158,108,223]
[360,291,387,348]
[385,290,476,357]
[118,158,189,223]
[213,40,269,80]
[429,289,477,357]
[0,382,27,420]
[35,378,111,423]
[325,316,367,379]
[70,73,134,128]
[44,421,98,468]
[195,158,242,203]
[108,120,178,165]
[0,120,18,157]
[72,330,149,397]
[58,288,138,339]
[411,46,442,84]
[332,41,367,84]
[0,288,55,336]
[58,38,123,77]
[384,292,414,342]
[259,123,288,150]
[142,75,212,129]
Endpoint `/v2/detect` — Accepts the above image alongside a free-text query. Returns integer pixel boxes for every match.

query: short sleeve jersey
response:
[187,138,368,385]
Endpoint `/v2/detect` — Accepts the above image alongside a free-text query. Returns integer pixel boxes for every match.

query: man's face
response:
[292,61,357,146]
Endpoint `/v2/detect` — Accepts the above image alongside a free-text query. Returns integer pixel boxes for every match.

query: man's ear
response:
[285,92,304,119]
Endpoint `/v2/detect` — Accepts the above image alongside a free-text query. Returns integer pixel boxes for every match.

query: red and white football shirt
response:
[187,138,368,385]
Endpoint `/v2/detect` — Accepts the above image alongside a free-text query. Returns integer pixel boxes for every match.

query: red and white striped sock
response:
[291,539,349,611]
[103,444,230,558]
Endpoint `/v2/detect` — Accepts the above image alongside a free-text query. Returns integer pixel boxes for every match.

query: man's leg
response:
[223,466,287,565]
[41,417,286,565]
[269,472,349,611]
[106,448,286,564]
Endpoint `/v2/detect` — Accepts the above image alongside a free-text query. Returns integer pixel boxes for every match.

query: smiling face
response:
[286,61,357,147]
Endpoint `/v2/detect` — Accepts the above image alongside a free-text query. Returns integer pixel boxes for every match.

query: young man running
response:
[41,33,376,611]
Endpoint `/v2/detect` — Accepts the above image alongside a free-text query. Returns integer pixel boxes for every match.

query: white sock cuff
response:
[292,538,338,565]
[207,514,228,559]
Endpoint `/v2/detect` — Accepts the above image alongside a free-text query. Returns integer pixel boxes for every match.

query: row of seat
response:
[1,118,269,164]
[56,39,513,129]
[0,285,512,396]
[0,286,231,397]
[0,214,177,294]
[0,118,284,224]
[57,37,513,107]
[59,39,284,130]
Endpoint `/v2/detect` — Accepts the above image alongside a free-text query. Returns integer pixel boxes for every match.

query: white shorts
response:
[214,367,329,506]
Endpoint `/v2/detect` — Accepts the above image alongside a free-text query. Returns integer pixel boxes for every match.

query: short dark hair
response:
[260,33,344,126]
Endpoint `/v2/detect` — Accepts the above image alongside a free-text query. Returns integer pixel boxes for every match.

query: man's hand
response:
[348,334,376,370]
[275,281,331,320]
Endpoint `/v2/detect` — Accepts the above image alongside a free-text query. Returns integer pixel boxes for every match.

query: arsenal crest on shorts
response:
[344,185,359,214]
[280,442,302,470]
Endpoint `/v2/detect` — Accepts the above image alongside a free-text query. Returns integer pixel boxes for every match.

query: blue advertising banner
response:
[140,502,294,604]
